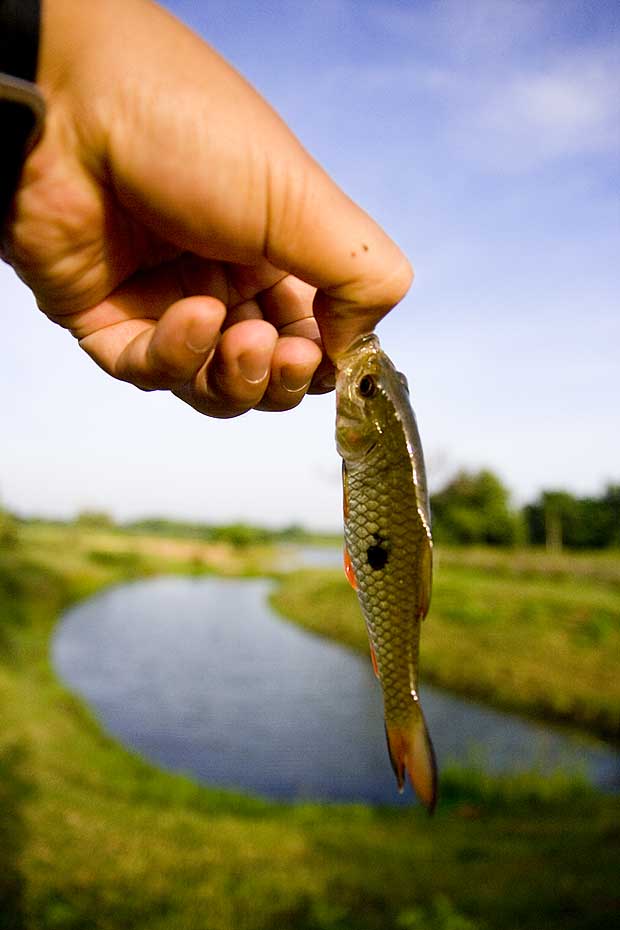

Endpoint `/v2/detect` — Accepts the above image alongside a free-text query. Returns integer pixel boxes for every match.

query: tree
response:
[75,510,115,529]
[524,484,620,549]
[430,470,521,546]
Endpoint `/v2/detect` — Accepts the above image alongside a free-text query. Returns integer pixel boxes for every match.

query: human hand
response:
[2,0,412,417]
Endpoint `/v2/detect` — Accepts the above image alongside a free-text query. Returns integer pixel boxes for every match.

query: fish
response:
[335,333,438,812]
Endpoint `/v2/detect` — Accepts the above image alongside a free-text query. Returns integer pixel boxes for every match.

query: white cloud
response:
[465,49,620,169]
[315,47,619,173]
[373,0,553,62]
[355,1,620,172]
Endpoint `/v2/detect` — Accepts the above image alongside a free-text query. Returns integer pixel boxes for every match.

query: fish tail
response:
[385,701,438,813]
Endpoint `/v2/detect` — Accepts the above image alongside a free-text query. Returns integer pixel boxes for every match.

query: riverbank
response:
[1,525,619,929]
[270,548,620,740]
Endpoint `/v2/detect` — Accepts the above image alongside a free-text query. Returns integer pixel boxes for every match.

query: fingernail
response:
[238,349,271,384]
[185,318,215,354]
[281,366,312,394]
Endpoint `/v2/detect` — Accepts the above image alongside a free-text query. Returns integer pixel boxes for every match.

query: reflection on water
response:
[276,544,343,571]
[52,576,620,804]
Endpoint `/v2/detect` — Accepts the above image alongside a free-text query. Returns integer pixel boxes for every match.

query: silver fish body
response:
[335,334,437,811]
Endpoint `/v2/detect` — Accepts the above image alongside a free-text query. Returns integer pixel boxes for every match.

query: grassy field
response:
[270,547,620,739]
[1,525,619,930]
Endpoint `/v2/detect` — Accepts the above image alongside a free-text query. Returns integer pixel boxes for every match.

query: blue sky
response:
[2,0,618,529]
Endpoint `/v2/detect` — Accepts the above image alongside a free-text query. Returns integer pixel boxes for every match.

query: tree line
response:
[430,470,619,549]
[2,471,618,551]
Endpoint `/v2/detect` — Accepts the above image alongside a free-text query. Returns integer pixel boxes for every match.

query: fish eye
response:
[358,374,377,398]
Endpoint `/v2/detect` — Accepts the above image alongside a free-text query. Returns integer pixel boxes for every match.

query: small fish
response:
[335,334,438,812]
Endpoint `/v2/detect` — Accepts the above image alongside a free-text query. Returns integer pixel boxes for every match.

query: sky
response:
[1,0,619,530]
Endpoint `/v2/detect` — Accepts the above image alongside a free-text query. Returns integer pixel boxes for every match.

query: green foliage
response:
[429,472,620,550]
[0,548,66,654]
[397,896,480,930]
[123,517,338,548]
[87,549,144,572]
[124,517,211,540]
[431,470,522,546]
[208,522,273,547]
[524,484,620,549]
[439,764,593,810]
[75,510,116,529]
[0,505,19,550]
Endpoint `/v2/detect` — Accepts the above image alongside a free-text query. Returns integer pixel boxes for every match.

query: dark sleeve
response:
[0,0,43,229]
[0,0,41,82]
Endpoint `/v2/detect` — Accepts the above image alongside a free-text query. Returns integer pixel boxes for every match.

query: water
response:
[52,575,620,805]
[277,544,344,571]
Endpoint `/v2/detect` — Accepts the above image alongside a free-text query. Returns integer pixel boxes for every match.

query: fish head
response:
[335,334,407,463]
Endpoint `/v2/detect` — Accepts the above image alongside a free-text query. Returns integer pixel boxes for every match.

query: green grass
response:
[1,529,619,929]
[270,547,620,738]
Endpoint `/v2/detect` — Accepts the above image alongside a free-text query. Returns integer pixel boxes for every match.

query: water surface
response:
[52,576,620,804]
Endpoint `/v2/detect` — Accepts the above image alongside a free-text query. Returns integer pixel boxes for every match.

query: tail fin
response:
[385,702,438,813]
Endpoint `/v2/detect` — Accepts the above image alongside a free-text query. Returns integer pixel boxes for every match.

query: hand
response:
[2,0,412,417]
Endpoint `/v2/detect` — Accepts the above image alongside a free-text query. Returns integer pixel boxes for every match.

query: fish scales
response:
[344,406,426,722]
[335,333,438,811]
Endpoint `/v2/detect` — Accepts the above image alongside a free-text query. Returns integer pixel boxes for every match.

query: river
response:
[52,570,620,805]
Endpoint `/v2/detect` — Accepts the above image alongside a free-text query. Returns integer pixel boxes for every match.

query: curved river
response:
[52,575,620,805]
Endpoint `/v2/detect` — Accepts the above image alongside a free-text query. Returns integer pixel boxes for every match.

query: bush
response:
[431,470,522,546]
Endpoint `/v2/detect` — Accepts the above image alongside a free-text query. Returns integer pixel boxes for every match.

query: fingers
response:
[217,277,326,408]
[175,319,276,418]
[256,336,322,412]
[260,276,318,338]
[176,324,322,418]
[74,256,325,415]
[258,277,336,394]
[79,295,226,389]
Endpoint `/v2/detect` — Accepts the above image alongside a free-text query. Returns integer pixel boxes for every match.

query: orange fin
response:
[385,701,438,813]
[343,545,357,590]
[368,639,380,679]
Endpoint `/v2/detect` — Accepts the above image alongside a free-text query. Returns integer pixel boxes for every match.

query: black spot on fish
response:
[367,543,389,570]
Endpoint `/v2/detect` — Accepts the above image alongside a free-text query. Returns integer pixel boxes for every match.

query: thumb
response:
[98,0,413,358]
